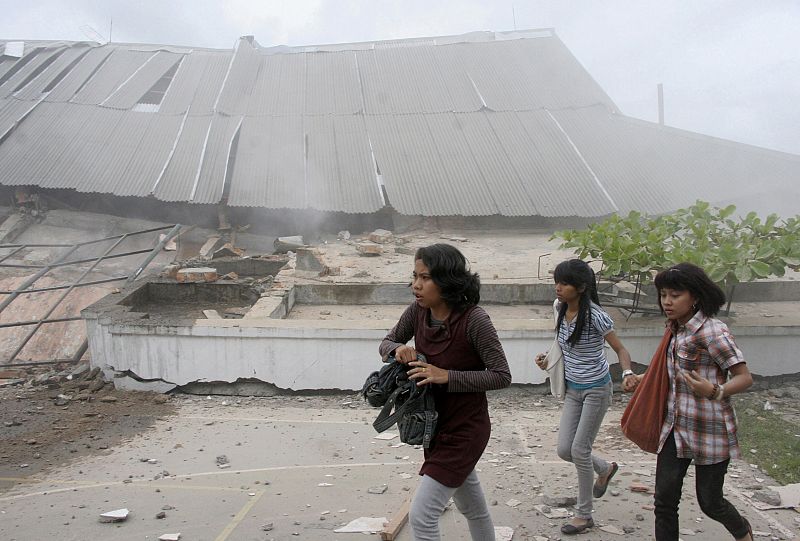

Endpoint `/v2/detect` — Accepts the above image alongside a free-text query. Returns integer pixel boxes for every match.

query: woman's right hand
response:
[394,345,417,364]
[534,352,548,370]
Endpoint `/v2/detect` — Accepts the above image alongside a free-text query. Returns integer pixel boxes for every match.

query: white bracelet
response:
[622,369,635,378]
[716,384,725,401]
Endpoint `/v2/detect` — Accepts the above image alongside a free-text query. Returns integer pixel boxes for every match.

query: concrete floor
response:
[1,392,798,541]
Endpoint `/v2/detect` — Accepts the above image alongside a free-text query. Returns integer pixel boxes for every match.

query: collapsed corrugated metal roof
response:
[0,31,796,217]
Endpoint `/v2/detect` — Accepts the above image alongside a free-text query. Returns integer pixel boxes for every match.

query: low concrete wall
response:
[84,315,800,391]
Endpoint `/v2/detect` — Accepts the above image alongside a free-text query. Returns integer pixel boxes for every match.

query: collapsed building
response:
[0,30,798,392]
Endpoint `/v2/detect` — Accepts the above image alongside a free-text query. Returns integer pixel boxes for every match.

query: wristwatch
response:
[622,369,635,378]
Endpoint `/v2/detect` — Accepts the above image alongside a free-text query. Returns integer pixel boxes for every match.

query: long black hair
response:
[653,262,726,317]
[414,243,480,312]
[553,259,601,347]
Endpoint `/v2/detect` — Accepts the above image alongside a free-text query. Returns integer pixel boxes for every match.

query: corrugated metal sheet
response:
[0,97,39,138]
[154,114,240,203]
[12,45,91,100]
[366,111,615,217]
[304,52,362,114]
[45,46,113,102]
[105,114,183,196]
[303,115,383,213]
[215,42,259,115]
[191,114,242,204]
[227,116,304,208]
[154,115,211,201]
[159,51,230,115]
[0,33,796,217]
[101,51,183,110]
[552,106,800,215]
[0,46,65,98]
[247,52,306,116]
[70,48,153,105]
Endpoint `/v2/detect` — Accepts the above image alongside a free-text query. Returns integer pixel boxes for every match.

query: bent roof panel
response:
[215,41,259,115]
[454,112,537,216]
[191,114,242,204]
[110,115,183,196]
[553,106,800,215]
[0,97,38,138]
[304,114,383,213]
[159,51,230,115]
[11,45,91,100]
[0,46,65,98]
[44,46,113,102]
[71,48,153,105]
[101,51,183,110]
[227,116,304,208]
[154,115,211,201]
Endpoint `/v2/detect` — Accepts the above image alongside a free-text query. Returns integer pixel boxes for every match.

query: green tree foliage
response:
[553,201,800,288]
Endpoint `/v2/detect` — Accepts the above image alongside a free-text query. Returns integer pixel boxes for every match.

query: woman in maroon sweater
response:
[380,243,512,540]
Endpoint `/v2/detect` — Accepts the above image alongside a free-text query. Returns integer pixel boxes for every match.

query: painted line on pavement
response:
[214,490,265,541]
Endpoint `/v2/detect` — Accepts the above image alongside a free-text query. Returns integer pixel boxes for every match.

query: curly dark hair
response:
[414,244,480,311]
[653,262,726,317]
[553,259,601,347]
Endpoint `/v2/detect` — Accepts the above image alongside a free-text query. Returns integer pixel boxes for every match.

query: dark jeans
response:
[654,432,749,540]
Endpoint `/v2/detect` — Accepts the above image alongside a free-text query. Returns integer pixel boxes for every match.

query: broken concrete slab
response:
[211,243,243,259]
[199,236,224,258]
[202,309,222,319]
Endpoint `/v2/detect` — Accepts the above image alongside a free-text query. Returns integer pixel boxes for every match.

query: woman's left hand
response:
[680,369,714,398]
[408,359,448,386]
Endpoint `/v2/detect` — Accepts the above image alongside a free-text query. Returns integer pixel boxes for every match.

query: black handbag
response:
[363,355,438,448]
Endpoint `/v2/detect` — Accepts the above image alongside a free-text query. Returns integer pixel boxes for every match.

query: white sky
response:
[1,0,798,155]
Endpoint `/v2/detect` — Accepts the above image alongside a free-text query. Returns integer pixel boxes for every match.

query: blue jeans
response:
[557,381,612,519]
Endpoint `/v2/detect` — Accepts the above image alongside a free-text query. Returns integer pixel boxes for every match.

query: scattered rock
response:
[99,508,129,523]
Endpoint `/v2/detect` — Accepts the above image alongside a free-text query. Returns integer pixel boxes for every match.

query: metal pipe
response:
[0,275,127,294]
[127,224,181,283]
[0,244,81,313]
[0,316,82,329]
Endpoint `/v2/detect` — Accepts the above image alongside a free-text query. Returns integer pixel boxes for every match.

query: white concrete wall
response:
[86,317,799,391]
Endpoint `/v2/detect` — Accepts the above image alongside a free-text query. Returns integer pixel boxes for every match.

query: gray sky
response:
[1,0,798,155]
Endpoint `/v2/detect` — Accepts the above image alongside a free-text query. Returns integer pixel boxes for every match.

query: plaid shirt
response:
[657,311,746,465]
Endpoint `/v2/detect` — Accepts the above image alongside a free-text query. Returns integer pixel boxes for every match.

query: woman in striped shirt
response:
[380,243,512,540]
[535,259,635,535]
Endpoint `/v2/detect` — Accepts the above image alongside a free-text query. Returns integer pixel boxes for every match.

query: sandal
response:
[593,462,618,498]
[561,518,594,535]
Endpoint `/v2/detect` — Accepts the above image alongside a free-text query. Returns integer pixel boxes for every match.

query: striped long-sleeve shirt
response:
[379,302,511,392]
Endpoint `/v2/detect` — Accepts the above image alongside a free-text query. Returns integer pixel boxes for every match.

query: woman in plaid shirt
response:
[631,263,754,541]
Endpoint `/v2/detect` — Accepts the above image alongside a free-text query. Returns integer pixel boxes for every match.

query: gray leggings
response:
[557,382,613,519]
[409,470,495,541]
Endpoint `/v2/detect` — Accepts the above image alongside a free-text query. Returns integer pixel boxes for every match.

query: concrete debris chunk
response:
[368,485,388,494]
[533,504,570,519]
[505,498,521,508]
[274,236,305,253]
[176,267,218,283]
[368,229,393,243]
[158,534,181,541]
[203,309,223,319]
[99,508,129,523]
[211,243,244,259]
[334,517,387,533]
[494,526,514,541]
[356,242,382,256]
[199,235,225,258]
[216,455,230,468]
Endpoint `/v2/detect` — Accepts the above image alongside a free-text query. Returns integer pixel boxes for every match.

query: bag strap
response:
[373,382,412,433]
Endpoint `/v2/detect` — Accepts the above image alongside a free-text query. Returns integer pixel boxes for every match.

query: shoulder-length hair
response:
[653,262,726,317]
[414,244,480,311]
[553,259,600,347]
